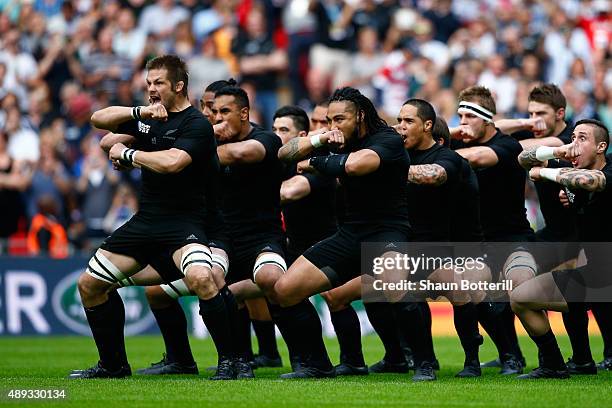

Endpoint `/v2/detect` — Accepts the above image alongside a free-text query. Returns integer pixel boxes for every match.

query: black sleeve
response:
[115,119,140,138]
[367,132,407,163]
[302,172,336,192]
[172,117,215,160]
[433,151,462,183]
[602,165,612,193]
[251,131,282,162]
[510,130,534,141]
[488,135,522,167]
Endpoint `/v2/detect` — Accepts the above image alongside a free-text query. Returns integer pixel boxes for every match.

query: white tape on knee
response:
[86,250,127,284]
[180,246,212,275]
[211,252,229,276]
[161,279,191,299]
[253,252,287,281]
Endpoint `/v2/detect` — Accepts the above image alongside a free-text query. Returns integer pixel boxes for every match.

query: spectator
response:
[4,107,39,163]
[112,8,147,64]
[0,129,29,238]
[187,36,231,102]
[27,193,68,258]
[102,183,137,234]
[233,5,287,128]
[23,139,72,223]
[74,137,119,249]
[347,26,385,102]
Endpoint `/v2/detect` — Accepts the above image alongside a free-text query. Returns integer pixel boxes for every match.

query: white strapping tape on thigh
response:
[180,245,213,275]
[161,279,191,299]
[117,276,135,287]
[504,251,537,278]
[253,252,287,281]
[86,250,128,284]
[211,252,229,276]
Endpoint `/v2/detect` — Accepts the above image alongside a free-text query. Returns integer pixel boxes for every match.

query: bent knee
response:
[254,266,283,292]
[78,273,108,298]
[186,269,217,296]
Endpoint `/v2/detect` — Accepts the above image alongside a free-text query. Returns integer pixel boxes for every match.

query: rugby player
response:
[452,86,532,375]
[513,119,612,378]
[272,87,411,378]
[69,55,221,379]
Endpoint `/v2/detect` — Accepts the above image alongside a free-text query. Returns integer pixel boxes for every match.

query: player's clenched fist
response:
[141,104,168,121]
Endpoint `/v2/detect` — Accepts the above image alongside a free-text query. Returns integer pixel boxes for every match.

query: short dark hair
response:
[205,78,237,94]
[215,85,251,109]
[528,84,566,111]
[575,118,609,147]
[273,105,310,133]
[328,87,387,134]
[146,55,189,97]
[458,86,496,116]
[214,85,250,109]
[403,98,436,127]
[433,117,451,147]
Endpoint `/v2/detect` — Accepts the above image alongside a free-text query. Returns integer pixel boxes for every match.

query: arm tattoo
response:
[557,168,607,192]
[518,147,545,169]
[278,138,303,162]
[408,164,448,186]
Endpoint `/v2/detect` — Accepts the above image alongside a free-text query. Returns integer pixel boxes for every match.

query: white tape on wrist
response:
[310,134,324,148]
[539,168,561,182]
[535,146,556,161]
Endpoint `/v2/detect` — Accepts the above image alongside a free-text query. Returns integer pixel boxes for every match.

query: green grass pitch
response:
[1,335,611,407]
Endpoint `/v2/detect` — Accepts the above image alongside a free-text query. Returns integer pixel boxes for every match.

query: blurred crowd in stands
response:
[0,0,610,257]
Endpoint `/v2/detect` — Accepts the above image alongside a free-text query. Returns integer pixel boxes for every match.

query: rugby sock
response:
[364,302,405,364]
[150,301,195,365]
[277,300,332,370]
[529,329,565,370]
[453,303,482,364]
[501,303,524,361]
[562,306,593,364]
[394,302,435,366]
[219,286,253,360]
[592,302,612,359]
[266,301,302,363]
[418,302,438,363]
[476,301,513,360]
[252,319,280,359]
[84,290,127,371]
[199,293,234,359]
[330,306,365,367]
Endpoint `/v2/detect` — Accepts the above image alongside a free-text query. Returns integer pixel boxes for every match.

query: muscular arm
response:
[556,168,607,192]
[110,142,192,174]
[280,175,312,204]
[345,149,381,176]
[278,137,315,162]
[217,139,266,166]
[90,106,135,132]
[518,146,546,169]
[455,146,498,168]
[519,136,564,149]
[133,148,193,174]
[408,164,448,186]
[100,133,137,153]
